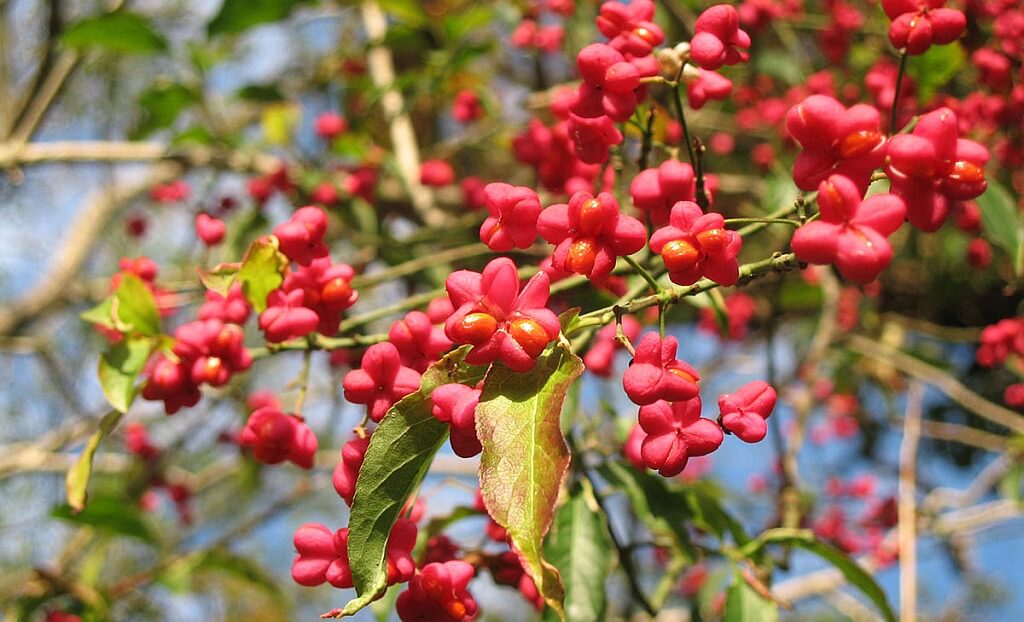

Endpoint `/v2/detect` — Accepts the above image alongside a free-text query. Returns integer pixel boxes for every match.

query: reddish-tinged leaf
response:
[477,343,584,619]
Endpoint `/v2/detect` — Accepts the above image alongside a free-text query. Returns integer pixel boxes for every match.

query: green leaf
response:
[377,0,430,27]
[236,83,286,102]
[342,348,486,616]
[596,459,694,556]
[682,483,749,545]
[753,48,803,86]
[62,12,168,54]
[98,336,157,413]
[81,297,116,331]
[557,307,582,334]
[65,411,124,512]
[197,262,241,297]
[543,480,614,622]
[978,179,1024,275]
[53,495,158,542]
[724,576,779,622]
[112,274,162,337]
[763,172,799,213]
[238,236,288,312]
[740,528,896,622]
[208,0,314,36]
[133,82,199,138]
[443,5,495,42]
[908,43,965,103]
[477,343,585,619]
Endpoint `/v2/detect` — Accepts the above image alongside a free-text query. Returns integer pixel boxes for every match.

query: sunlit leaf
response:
[238,236,288,312]
[477,343,585,619]
[197,262,242,297]
[65,411,124,512]
[98,336,157,413]
[114,274,162,336]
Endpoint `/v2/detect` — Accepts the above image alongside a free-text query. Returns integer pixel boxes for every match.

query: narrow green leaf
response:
[208,0,312,36]
[98,336,157,413]
[543,480,613,622]
[65,411,123,512]
[197,262,241,297]
[113,274,162,337]
[977,179,1023,275]
[238,236,288,312]
[477,343,585,619]
[53,496,158,542]
[596,459,694,556]
[343,348,486,616]
[62,12,168,54]
[741,528,896,622]
[724,575,779,622]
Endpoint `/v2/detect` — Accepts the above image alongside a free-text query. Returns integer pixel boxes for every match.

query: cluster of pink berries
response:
[619,333,777,476]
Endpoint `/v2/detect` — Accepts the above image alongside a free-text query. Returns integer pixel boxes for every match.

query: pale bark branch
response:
[899,382,924,622]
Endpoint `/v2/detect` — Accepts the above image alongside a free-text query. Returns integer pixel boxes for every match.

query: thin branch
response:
[898,382,924,622]
[847,334,1024,436]
[360,0,445,227]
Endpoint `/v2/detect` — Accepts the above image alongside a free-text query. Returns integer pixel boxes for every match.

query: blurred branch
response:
[360,0,445,228]
[898,382,924,622]
[0,162,183,336]
[917,420,1010,452]
[0,140,278,171]
[847,334,1024,436]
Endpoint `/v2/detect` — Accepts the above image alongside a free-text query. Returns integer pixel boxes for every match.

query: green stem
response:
[724,217,802,227]
[574,252,802,333]
[624,255,662,293]
[670,80,698,171]
[889,50,908,135]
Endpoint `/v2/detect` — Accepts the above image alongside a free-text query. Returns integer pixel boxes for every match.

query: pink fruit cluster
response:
[622,333,778,476]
